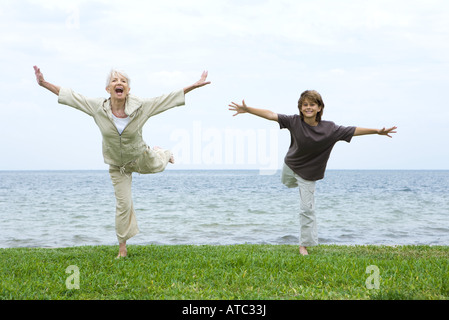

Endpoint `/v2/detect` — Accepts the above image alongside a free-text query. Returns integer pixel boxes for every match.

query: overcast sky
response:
[1,0,448,171]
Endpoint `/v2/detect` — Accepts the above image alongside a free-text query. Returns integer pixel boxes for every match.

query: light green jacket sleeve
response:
[127,89,185,120]
[58,87,185,119]
[57,87,105,117]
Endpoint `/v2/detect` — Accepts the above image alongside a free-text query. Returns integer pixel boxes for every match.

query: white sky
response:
[1,0,449,171]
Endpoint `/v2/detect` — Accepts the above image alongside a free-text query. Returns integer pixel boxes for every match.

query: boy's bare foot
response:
[299,246,309,256]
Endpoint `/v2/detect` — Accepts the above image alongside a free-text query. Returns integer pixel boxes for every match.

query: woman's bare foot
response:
[116,242,127,258]
[299,246,309,256]
[153,146,174,164]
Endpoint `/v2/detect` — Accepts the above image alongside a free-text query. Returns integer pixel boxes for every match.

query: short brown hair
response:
[297,90,325,122]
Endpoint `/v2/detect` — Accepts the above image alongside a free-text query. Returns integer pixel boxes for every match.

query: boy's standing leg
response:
[297,176,317,255]
[281,163,317,255]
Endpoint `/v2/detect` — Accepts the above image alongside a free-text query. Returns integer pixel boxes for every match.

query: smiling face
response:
[106,71,130,100]
[300,99,322,121]
[297,90,325,123]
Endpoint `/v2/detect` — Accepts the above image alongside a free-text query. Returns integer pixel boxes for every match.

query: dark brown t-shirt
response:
[278,114,356,181]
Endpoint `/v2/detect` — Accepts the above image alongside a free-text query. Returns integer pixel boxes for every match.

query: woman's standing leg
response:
[109,166,140,258]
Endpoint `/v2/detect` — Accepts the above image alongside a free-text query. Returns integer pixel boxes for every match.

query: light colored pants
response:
[109,147,172,244]
[281,163,318,247]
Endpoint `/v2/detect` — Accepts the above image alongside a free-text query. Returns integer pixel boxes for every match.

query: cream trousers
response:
[109,147,172,244]
[281,163,318,247]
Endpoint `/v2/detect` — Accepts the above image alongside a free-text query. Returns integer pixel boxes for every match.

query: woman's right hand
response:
[33,65,60,95]
[33,65,45,86]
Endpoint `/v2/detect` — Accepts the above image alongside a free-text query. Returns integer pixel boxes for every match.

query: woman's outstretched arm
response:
[183,71,211,94]
[33,65,60,95]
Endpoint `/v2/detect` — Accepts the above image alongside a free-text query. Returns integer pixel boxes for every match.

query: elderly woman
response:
[33,66,210,257]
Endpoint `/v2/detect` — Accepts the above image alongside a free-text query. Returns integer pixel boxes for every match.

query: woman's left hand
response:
[184,71,211,94]
[193,71,211,88]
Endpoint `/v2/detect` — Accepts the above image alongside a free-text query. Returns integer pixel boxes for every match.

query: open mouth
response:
[115,88,124,94]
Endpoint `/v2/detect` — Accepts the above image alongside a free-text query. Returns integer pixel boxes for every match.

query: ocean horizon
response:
[1,169,448,248]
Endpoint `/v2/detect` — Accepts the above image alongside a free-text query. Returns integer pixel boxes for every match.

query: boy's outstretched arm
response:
[228,100,278,121]
[354,126,397,138]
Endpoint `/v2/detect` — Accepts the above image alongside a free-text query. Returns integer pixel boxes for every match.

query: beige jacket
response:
[58,87,185,168]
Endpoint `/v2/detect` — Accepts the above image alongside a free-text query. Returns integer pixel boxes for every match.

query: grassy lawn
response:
[0,244,448,300]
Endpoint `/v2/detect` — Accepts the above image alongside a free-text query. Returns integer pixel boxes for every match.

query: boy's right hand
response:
[228,100,248,116]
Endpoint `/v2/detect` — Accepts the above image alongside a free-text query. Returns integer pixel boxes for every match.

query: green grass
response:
[0,244,448,300]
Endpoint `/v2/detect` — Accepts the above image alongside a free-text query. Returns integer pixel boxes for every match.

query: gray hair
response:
[105,69,131,87]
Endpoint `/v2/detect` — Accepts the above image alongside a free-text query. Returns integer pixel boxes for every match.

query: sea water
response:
[0,170,448,248]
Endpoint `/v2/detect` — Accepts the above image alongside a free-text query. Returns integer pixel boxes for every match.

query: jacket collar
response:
[103,94,142,118]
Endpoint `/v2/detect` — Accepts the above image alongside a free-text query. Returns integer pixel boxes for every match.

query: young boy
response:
[229,90,397,255]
